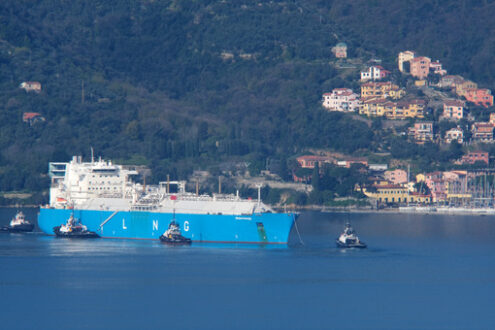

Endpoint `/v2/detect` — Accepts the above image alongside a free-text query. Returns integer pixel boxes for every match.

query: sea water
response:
[0,208,494,329]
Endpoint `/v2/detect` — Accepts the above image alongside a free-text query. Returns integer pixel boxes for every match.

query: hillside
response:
[0,0,494,203]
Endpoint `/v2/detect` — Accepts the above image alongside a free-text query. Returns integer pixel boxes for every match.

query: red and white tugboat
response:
[1,211,35,233]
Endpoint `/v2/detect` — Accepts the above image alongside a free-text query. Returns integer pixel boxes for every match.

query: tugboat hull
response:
[159,234,192,245]
[8,224,35,233]
[336,239,367,249]
[0,224,35,233]
[53,226,99,238]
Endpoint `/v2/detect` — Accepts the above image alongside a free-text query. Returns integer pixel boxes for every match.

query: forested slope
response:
[0,0,493,201]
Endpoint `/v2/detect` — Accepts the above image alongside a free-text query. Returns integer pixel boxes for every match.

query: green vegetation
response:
[1,1,495,205]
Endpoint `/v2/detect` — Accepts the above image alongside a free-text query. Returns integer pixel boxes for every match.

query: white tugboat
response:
[336,223,367,248]
[53,214,99,238]
[1,211,35,233]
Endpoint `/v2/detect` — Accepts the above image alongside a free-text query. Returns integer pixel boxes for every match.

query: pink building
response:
[360,66,390,81]
[384,169,408,185]
[410,56,431,79]
[322,88,361,112]
[442,99,465,120]
[464,88,494,107]
[424,172,447,202]
[408,122,434,143]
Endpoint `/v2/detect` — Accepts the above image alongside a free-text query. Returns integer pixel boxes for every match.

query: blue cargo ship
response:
[38,156,296,243]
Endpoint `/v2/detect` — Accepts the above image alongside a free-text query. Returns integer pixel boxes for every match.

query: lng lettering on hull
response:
[39,155,296,243]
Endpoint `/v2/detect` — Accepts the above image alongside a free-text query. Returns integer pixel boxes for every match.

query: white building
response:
[398,50,416,72]
[430,61,447,75]
[445,127,464,144]
[322,88,361,112]
[19,81,41,93]
[360,66,390,81]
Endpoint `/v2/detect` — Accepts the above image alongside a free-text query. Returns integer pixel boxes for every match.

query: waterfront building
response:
[363,185,431,204]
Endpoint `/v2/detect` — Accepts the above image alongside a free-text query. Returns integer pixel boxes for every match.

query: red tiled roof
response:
[22,112,41,120]
[444,99,465,107]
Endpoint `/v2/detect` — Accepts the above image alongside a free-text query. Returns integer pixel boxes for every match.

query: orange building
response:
[464,89,494,107]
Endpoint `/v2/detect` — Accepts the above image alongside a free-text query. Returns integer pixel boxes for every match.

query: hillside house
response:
[471,122,494,142]
[360,81,404,99]
[456,151,489,165]
[442,100,465,120]
[410,56,431,80]
[296,155,335,169]
[430,61,447,75]
[332,42,347,58]
[437,75,465,89]
[464,88,493,107]
[393,99,426,119]
[336,157,368,168]
[360,66,390,81]
[359,98,394,117]
[409,122,434,143]
[359,98,425,119]
[398,51,416,72]
[455,80,478,97]
[444,127,464,144]
[22,112,45,126]
[322,88,361,112]
[19,81,41,93]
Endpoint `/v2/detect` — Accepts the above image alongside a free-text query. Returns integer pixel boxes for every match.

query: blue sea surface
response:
[1,208,495,329]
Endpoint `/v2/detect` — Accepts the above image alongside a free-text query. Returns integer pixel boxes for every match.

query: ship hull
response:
[38,208,296,244]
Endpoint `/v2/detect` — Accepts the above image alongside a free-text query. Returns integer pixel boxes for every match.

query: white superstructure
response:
[48,156,273,215]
